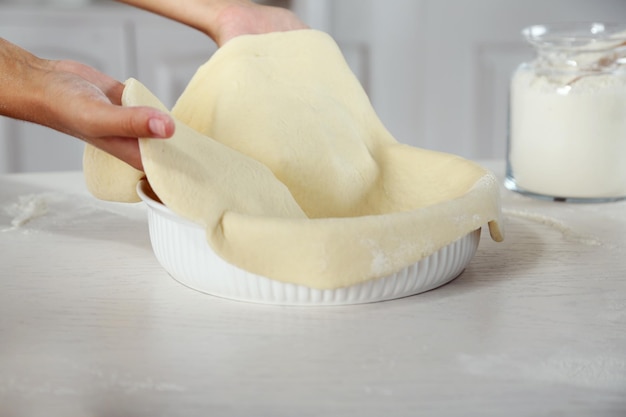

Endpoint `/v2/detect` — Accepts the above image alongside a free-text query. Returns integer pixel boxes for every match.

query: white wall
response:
[1,0,626,172]
[295,0,626,159]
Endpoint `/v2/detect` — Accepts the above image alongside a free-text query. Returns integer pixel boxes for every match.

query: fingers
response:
[82,105,175,170]
[87,136,144,171]
[76,103,175,171]
[81,103,175,141]
[46,59,175,171]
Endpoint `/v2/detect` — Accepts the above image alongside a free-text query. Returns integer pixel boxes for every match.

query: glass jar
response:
[506,22,626,202]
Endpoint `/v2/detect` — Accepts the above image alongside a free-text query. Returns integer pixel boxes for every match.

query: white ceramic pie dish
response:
[137,180,481,305]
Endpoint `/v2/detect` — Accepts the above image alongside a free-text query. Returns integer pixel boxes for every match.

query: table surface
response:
[1,161,625,417]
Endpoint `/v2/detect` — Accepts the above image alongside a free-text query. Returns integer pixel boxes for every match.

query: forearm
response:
[0,38,49,124]
[115,0,253,42]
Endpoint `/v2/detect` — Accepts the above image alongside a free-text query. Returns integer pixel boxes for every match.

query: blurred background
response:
[1,0,625,173]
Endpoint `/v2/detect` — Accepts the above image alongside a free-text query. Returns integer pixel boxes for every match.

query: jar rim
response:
[523,22,626,52]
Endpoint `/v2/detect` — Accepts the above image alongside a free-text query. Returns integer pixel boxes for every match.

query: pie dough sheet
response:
[83,30,503,290]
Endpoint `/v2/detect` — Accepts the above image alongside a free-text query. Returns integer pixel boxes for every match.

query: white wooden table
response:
[1,161,625,417]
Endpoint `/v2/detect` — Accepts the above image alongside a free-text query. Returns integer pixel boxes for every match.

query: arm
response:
[116,0,307,46]
[0,1,304,171]
[0,37,174,170]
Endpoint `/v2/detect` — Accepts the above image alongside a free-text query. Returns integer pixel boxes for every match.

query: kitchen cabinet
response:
[295,0,626,158]
[0,8,131,173]
[2,0,626,173]
[133,19,216,109]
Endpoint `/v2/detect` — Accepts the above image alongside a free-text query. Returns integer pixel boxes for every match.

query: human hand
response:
[117,0,308,48]
[39,60,175,171]
[210,1,309,46]
[1,38,175,170]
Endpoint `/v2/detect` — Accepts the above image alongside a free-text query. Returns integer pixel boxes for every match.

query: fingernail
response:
[149,118,167,138]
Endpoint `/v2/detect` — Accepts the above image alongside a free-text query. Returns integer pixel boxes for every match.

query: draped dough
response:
[83,30,503,290]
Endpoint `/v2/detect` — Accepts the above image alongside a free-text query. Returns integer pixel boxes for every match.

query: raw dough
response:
[83,29,503,289]
[83,145,143,203]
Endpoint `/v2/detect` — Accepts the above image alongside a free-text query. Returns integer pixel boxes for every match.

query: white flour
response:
[503,208,605,247]
[2,193,50,229]
[508,69,626,199]
[458,350,626,389]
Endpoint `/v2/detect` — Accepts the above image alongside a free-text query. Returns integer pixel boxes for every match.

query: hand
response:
[210,2,309,46]
[0,37,174,171]
[39,60,175,171]
[117,0,308,47]
[2,0,307,171]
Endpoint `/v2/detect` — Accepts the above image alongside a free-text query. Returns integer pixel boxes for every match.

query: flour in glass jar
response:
[506,23,626,202]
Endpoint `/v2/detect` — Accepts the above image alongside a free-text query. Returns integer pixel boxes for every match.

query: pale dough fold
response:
[83,29,503,290]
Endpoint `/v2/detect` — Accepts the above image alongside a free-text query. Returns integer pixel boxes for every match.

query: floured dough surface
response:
[84,29,503,290]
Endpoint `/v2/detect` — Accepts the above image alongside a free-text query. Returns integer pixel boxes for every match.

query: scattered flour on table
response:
[503,208,605,247]
[458,351,626,389]
[1,192,136,233]
[0,373,186,397]
[0,355,187,398]
[1,193,52,231]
